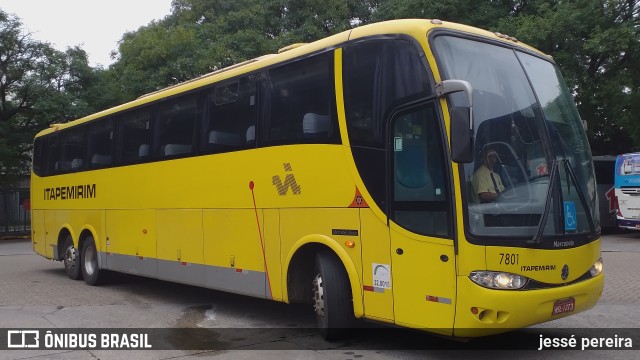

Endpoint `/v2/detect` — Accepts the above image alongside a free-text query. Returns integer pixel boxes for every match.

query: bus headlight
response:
[469,271,529,290]
[589,258,603,277]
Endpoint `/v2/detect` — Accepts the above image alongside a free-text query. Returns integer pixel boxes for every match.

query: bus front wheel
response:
[63,235,82,280]
[81,236,105,286]
[312,251,353,340]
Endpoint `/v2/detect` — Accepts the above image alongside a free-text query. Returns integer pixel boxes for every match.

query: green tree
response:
[496,0,639,154]
[0,10,97,189]
[371,0,514,28]
[110,0,372,99]
[110,0,280,99]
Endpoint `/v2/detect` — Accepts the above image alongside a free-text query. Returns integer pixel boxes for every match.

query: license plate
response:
[552,298,575,315]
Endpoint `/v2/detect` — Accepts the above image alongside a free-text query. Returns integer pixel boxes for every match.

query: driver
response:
[471,147,505,203]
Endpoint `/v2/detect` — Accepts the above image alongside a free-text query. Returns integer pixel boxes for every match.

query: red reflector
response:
[181,262,187,266]
[426,296,439,302]
[236,268,243,272]
[363,285,374,292]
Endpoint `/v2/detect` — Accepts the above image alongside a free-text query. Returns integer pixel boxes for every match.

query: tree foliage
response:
[109,0,374,98]
[0,10,101,188]
[495,0,639,155]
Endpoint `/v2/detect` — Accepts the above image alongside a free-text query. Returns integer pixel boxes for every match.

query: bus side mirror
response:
[436,80,475,163]
[450,107,474,163]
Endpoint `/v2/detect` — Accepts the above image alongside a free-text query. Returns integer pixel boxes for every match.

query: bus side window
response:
[87,118,114,168]
[343,38,433,148]
[203,76,257,154]
[44,135,59,175]
[156,95,197,158]
[33,137,46,176]
[343,37,434,212]
[392,104,451,238]
[265,51,338,145]
[118,109,152,164]
[56,127,86,173]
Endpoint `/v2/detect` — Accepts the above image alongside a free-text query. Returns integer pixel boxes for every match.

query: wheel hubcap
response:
[84,247,96,276]
[64,246,76,271]
[312,274,325,316]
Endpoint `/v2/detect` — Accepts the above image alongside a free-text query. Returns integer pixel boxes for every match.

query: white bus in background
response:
[615,153,640,230]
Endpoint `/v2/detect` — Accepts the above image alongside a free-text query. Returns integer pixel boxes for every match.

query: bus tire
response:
[62,235,82,280]
[312,250,354,340]
[80,236,105,286]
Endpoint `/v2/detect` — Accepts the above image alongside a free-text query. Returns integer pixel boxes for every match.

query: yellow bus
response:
[31,19,603,339]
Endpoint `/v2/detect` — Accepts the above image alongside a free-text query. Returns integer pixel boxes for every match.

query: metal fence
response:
[0,189,31,235]
[0,176,31,235]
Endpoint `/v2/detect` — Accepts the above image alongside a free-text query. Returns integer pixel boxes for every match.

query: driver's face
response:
[485,151,497,169]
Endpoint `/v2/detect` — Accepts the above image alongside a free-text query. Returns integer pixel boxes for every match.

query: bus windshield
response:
[433,35,598,244]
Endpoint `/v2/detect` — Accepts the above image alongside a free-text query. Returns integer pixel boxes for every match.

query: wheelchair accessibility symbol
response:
[564,201,577,231]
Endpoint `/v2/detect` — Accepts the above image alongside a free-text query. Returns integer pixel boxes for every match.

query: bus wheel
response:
[312,251,353,340]
[62,235,82,280]
[81,236,105,286]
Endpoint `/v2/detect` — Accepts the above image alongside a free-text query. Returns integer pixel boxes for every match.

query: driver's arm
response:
[477,191,499,202]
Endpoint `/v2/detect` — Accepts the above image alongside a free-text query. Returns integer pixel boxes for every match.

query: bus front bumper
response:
[453,273,604,337]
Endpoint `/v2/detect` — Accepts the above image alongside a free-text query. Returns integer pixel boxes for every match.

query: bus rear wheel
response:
[81,236,105,286]
[312,251,353,340]
[63,235,82,280]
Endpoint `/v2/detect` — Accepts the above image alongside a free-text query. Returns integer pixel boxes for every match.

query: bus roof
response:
[36,19,545,138]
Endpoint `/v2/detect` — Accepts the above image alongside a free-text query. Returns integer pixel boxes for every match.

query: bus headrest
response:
[164,144,192,156]
[71,158,83,169]
[209,130,242,146]
[303,113,330,139]
[246,125,255,143]
[91,154,112,165]
[139,144,149,157]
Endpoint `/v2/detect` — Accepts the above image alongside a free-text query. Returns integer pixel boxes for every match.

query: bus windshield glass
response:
[433,35,598,244]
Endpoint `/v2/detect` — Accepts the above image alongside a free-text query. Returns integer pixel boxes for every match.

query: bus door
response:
[388,102,457,334]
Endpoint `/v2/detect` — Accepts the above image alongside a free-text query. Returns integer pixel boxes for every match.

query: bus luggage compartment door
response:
[390,228,456,334]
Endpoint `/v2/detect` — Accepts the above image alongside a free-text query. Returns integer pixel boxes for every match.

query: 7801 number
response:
[499,253,519,265]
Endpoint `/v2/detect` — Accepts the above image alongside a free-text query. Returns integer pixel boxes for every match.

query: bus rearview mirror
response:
[436,80,475,164]
[450,107,474,163]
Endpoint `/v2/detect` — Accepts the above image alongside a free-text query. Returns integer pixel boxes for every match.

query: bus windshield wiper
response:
[550,125,595,234]
[529,159,558,244]
[561,158,596,234]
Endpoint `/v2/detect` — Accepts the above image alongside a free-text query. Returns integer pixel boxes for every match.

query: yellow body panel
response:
[31,210,46,257]
[44,209,58,258]
[203,209,264,271]
[390,223,456,334]
[485,241,601,283]
[106,209,156,259]
[157,210,204,264]
[263,209,283,301]
[359,209,394,322]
